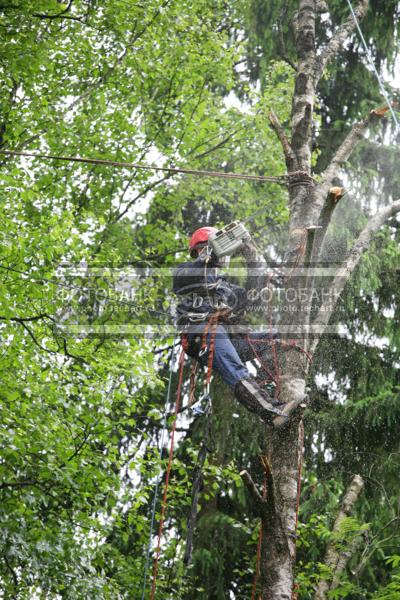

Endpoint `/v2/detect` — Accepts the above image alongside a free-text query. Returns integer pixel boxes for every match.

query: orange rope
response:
[201,309,230,388]
[151,312,222,595]
[205,318,219,386]
[251,527,262,600]
[150,349,185,600]
[188,359,198,406]
[247,335,277,385]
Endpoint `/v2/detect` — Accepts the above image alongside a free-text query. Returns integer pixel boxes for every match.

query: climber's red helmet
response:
[188,226,218,257]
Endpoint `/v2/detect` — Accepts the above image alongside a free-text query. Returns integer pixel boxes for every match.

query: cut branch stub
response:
[311,187,346,258]
[328,186,345,202]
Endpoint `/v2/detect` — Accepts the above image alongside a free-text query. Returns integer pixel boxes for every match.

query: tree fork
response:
[255,1,373,598]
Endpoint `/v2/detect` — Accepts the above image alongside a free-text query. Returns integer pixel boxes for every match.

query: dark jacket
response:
[172,254,247,322]
[173,238,272,323]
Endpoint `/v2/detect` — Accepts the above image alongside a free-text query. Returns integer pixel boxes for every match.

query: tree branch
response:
[313,107,390,223]
[3,553,18,595]
[19,320,57,355]
[277,1,297,70]
[0,479,38,489]
[314,474,364,600]
[111,173,172,223]
[0,313,49,322]
[311,199,400,352]
[314,0,369,83]
[33,0,84,22]
[240,470,266,508]
[354,517,400,577]
[269,110,296,171]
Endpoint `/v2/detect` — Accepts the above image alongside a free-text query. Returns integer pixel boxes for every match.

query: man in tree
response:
[173,225,297,423]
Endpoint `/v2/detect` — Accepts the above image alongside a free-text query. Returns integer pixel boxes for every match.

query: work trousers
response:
[185,324,275,389]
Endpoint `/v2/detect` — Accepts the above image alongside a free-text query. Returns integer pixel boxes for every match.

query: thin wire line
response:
[141,348,175,600]
[345,0,400,133]
[0,149,287,184]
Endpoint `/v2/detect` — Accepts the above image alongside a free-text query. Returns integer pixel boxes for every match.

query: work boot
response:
[272,397,307,429]
[234,378,287,423]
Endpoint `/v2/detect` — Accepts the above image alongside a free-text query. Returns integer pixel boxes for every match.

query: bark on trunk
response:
[245,0,399,597]
[254,2,377,598]
[259,362,307,599]
[258,4,318,593]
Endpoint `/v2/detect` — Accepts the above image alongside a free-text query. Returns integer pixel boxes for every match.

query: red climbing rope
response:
[151,312,225,596]
[150,348,185,600]
[247,336,312,396]
[266,272,281,399]
[188,359,198,406]
[201,309,230,388]
[247,335,278,386]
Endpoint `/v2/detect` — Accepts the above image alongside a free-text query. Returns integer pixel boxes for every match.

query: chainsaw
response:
[208,221,251,258]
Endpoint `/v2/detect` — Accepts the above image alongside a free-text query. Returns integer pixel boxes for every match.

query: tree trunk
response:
[257,2,316,596]
[259,363,307,599]
[240,0,400,596]
[253,1,378,598]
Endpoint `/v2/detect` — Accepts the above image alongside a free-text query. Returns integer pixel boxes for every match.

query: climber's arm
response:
[241,239,268,296]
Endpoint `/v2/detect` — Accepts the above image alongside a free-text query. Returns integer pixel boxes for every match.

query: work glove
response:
[198,244,219,265]
[241,238,259,260]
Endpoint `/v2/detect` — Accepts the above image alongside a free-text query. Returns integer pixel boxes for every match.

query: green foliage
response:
[371,556,400,599]
[0,1,399,598]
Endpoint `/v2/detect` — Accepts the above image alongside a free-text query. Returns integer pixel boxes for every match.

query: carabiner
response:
[198,345,208,357]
